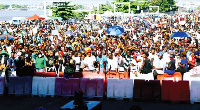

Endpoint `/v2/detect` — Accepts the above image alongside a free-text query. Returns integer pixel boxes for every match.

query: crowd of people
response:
[0,12,200,83]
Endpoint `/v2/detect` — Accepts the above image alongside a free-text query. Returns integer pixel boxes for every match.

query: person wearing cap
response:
[153,53,166,79]
[164,54,176,75]
[83,49,96,71]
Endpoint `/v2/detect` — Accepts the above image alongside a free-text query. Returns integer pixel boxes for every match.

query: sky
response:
[0,0,114,5]
[0,0,199,5]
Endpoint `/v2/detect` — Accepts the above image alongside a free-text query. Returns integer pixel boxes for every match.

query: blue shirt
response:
[181,58,188,69]
[96,56,107,69]
[8,57,16,70]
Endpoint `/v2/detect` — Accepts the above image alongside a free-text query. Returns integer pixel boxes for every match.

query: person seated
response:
[139,52,153,74]
[188,52,196,70]
[164,54,176,75]
[176,52,188,76]
[153,53,166,79]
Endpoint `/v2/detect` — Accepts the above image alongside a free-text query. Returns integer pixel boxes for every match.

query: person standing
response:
[15,53,25,77]
[63,56,76,78]
[35,52,46,72]
[8,52,16,76]
[0,54,9,83]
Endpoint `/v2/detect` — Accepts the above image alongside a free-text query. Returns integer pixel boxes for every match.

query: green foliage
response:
[0,4,10,9]
[150,0,177,13]
[99,4,113,14]
[74,11,89,18]
[50,2,75,20]
[112,0,177,13]
[11,4,27,8]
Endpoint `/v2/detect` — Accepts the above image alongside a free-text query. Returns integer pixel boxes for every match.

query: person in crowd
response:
[122,49,133,73]
[8,52,16,76]
[46,51,56,72]
[188,52,196,70]
[153,53,166,79]
[24,53,34,76]
[164,54,176,75]
[107,53,118,72]
[35,52,46,72]
[139,52,152,74]
[96,51,107,72]
[176,52,189,76]
[15,52,25,77]
[63,55,76,78]
[83,50,96,71]
[0,53,9,83]
[72,52,81,72]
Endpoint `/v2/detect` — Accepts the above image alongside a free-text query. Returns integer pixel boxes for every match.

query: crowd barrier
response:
[133,79,161,101]
[184,72,200,85]
[107,78,133,100]
[80,78,104,98]
[55,78,80,96]
[32,77,55,96]
[130,72,154,81]
[0,77,5,95]
[82,71,105,79]
[161,80,190,102]
[9,77,32,95]
[58,72,82,78]
[190,81,200,104]
[157,72,182,84]
[0,73,199,104]
[107,71,129,79]
[34,72,57,77]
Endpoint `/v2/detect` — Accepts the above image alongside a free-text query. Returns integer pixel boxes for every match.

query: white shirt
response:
[137,55,143,68]
[84,56,96,71]
[107,57,118,71]
[163,52,170,64]
[130,59,137,72]
[118,56,125,72]
[73,56,81,71]
[154,58,166,74]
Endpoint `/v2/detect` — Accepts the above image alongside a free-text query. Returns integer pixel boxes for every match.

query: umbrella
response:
[106,26,124,35]
[170,31,191,37]
[65,31,75,36]
[0,34,14,39]
[0,50,9,57]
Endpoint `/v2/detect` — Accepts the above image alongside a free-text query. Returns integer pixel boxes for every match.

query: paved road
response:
[0,96,199,110]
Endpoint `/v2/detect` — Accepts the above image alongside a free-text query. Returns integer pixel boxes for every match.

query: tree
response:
[113,0,177,13]
[74,11,89,18]
[50,2,75,20]
[99,4,113,14]
[150,0,177,12]
[114,0,130,13]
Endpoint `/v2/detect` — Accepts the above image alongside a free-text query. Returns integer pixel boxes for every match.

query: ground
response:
[0,96,199,110]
